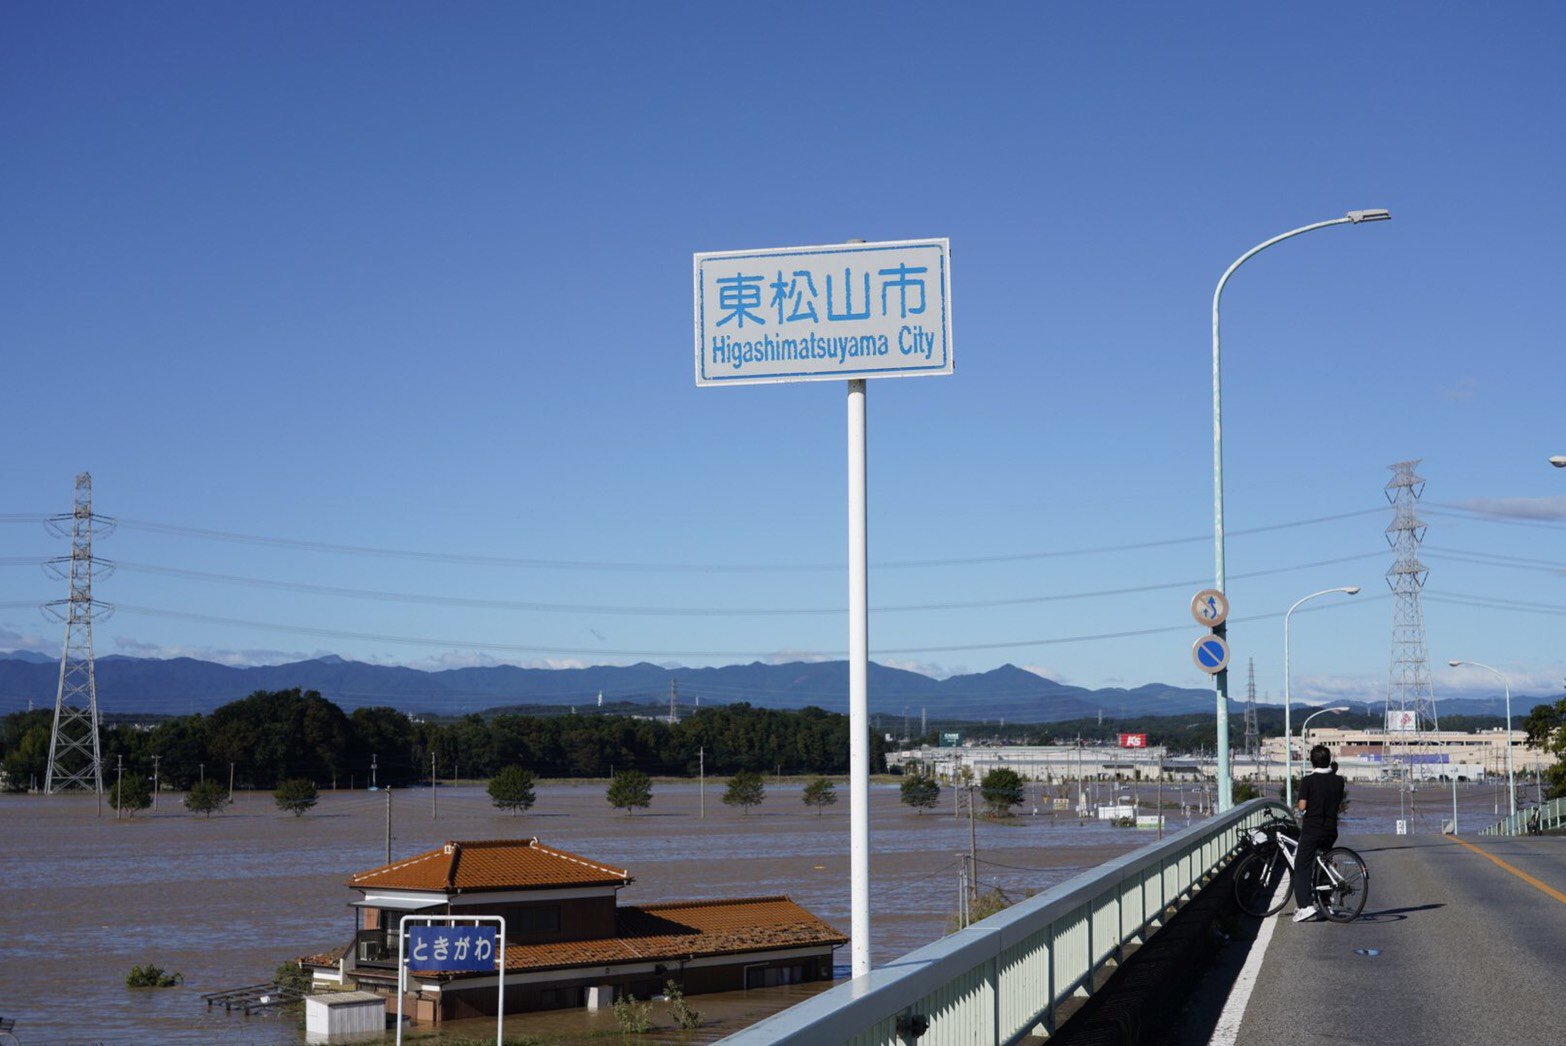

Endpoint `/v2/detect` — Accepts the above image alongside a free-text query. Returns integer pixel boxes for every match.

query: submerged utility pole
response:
[115,754,124,820]
[384,787,393,864]
[431,752,438,821]
[150,754,160,811]
[699,746,705,819]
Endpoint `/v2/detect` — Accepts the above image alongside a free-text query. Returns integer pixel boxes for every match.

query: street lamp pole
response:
[1300,706,1351,747]
[1448,659,1515,819]
[1283,586,1360,808]
[1211,209,1389,812]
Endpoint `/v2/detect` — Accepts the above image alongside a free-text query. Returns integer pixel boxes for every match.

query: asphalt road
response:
[1230,832,1566,1046]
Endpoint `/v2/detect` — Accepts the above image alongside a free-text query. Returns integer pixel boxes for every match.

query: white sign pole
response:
[847,377,870,979]
[396,914,505,1046]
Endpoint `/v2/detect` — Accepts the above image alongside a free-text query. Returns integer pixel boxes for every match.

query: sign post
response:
[695,238,952,980]
[396,915,505,1046]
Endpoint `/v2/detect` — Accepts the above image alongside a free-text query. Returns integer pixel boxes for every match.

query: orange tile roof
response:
[496,895,847,973]
[348,838,632,893]
[297,941,350,968]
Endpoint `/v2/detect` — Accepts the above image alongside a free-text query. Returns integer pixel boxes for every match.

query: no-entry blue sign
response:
[1192,635,1230,675]
[407,925,497,972]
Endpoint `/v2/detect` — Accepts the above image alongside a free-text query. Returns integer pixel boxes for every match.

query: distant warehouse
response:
[297,837,845,1024]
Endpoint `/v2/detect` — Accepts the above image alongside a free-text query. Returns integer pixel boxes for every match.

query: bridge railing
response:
[1480,794,1566,836]
[719,798,1289,1046]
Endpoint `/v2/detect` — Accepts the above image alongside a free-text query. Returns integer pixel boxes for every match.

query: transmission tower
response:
[45,473,115,794]
[1242,658,1260,762]
[1383,460,1440,829]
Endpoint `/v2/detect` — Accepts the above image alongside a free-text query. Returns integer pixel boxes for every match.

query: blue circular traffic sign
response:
[1192,634,1230,674]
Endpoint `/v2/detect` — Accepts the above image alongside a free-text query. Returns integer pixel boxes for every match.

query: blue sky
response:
[3,3,1563,706]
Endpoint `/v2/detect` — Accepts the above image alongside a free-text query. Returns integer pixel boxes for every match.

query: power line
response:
[16,548,1387,619]
[1424,506,1566,531]
[93,506,1386,574]
[102,592,1386,660]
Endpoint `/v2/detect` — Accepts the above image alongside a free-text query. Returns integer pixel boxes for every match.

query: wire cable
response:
[98,506,1388,574]
[68,549,1391,618]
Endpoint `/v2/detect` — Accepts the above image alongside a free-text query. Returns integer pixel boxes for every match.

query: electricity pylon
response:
[1383,460,1439,830]
[44,473,115,794]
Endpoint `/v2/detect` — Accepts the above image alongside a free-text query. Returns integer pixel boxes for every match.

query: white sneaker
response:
[1291,907,1321,923]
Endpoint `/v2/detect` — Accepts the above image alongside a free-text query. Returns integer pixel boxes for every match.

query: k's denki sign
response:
[407,925,498,972]
[1118,733,1148,749]
[693,239,952,386]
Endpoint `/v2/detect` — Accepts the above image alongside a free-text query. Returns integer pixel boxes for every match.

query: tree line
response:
[0,688,887,792]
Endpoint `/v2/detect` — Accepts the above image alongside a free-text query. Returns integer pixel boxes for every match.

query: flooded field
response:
[0,777,1511,1044]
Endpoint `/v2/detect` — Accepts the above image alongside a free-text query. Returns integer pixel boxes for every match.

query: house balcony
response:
[355,928,397,969]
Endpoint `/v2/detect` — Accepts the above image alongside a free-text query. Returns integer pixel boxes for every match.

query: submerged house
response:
[298,838,846,1022]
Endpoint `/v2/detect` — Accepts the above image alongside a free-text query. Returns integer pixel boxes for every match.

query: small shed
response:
[304,990,386,1043]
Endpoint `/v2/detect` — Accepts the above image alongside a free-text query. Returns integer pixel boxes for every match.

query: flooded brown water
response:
[1,778,1505,1044]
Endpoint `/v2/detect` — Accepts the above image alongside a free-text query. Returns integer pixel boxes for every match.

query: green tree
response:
[1524,697,1566,799]
[723,770,766,814]
[801,777,837,815]
[1,718,52,792]
[274,777,319,816]
[184,779,229,817]
[979,768,1025,816]
[487,765,538,814]
[111,773,153,814]
[606,769,652,815]
[900,773,941,814]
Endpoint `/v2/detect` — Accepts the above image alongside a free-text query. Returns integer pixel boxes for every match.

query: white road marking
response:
[1209,877,1287,1046]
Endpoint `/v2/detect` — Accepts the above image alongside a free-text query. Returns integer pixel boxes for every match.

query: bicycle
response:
[1232,816,1369,922]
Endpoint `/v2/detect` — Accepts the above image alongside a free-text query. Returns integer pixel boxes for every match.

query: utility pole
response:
[371,753,378,790]
[903,706,910,743]
[669,678,679,725]
[431,752,438,821]
[956,852,971,928]
[966,779,978,900]
[699,746,705,820]
[200,762,205,784]
[921,707,927,739]
[115,754,124,820]
[151,754,160,811]
[384,787,392,864]
[228,762,235,803]
[44,472,113,796]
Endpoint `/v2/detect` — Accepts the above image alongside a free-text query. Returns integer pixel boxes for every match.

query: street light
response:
[1447,659,1515,819]
[1300,706,1351,745]
[1283,586,1361,808]
[1212,210,1389,812]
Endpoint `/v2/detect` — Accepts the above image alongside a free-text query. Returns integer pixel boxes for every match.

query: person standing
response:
[1292,744,1345,923]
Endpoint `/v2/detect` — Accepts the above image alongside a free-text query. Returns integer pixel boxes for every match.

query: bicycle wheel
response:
[1313,847,1369,923]
[1233,847,1290,917]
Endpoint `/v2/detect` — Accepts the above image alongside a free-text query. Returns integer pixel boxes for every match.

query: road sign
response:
[407,925,497,973]
[1119,733,1148,749]
[693,239,952,386]
[1192,634,1230,674]
[1190,589,1229,627]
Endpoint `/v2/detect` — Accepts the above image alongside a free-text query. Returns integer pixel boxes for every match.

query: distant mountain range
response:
[0,652,1523,723]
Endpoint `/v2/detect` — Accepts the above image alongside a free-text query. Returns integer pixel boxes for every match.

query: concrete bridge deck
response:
[1212,832,1566,1046]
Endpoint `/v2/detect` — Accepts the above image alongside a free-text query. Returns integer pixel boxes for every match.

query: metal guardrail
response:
[1480,795,1566,836]
[721,798,1288,1046]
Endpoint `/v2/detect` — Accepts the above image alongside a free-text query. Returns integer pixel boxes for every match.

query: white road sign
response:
[694,239,952,386]
[1190,589,1229,628]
